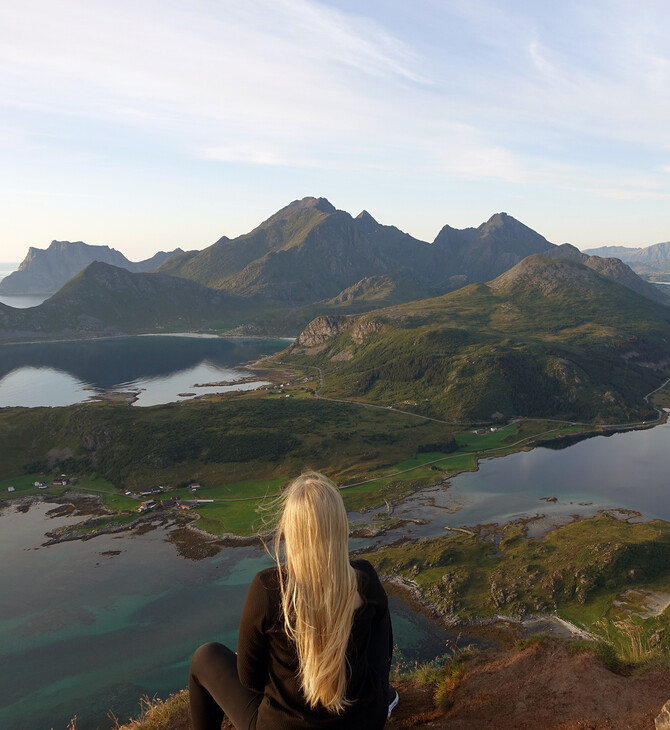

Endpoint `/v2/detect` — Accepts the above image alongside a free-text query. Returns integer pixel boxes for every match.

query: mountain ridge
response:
[0,261,254,341]
[156,197,558,303]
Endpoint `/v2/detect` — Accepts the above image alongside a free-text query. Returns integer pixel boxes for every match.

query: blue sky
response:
[2,0,670,261]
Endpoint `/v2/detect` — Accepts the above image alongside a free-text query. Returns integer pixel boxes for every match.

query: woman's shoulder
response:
[351,559,387,603]
[253,566,282,589]
[351,558,378,578]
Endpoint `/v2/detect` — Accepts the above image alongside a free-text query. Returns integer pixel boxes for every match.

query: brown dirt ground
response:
[389,642,670,730]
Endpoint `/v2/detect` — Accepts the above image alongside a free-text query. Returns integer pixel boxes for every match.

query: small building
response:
[140,486,165,496]
[138,499,157,512]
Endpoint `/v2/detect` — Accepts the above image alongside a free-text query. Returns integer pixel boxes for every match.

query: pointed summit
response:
[268,196,335,219]
[478,212,550,248]
[432,212,554,282]
[355,210,378,231]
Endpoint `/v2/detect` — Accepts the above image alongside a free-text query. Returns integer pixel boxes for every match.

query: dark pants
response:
[189,642,262,730]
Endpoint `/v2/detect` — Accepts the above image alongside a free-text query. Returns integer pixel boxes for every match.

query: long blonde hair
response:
[274,472,357,714]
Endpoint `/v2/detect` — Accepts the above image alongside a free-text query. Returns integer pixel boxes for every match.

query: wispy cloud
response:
[3,0,670,254]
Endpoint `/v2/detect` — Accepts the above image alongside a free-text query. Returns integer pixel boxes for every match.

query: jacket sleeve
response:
[237,571,271,693]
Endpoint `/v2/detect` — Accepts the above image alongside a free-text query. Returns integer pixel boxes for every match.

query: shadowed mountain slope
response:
[431,211,555,282]
[0,262,256,341]
[510,243,670,304]
[283,252,670,421]
[0,240,183,295]
[157,198,557,303]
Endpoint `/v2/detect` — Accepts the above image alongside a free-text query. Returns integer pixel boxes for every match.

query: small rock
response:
[650,629,665,648]
[655,700,670,729]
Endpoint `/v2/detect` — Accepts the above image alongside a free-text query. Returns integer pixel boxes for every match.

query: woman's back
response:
[237,559,392,730]
[189,473,394,730]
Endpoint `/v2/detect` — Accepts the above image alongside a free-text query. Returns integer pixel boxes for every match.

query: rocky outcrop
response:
[656,701,670,729]
[294,314,383,349]
[350,318,383,344]
[295,315,353,346]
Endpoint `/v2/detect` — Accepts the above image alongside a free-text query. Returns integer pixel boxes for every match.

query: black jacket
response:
[237,559,393,730]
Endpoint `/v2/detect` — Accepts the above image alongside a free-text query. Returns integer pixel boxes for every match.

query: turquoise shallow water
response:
[0,503,456,730]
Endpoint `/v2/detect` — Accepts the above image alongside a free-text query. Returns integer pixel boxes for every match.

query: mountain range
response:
[2,197,670,421]
[156,197,556,303]
[0,262,252,341]
[0,240,183,295]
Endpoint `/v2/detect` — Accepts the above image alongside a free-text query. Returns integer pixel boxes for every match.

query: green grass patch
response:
[365,516,670,661]
[455,423,520,451]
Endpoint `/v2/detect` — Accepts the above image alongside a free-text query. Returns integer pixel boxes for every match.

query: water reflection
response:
[0,335,288,407]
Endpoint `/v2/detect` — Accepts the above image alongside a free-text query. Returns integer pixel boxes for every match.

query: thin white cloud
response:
[4,0,670,252]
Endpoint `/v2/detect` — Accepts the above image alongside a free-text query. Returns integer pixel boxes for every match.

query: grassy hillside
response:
[282,254,670,422]
[366,516,670,661]
[0,395,457,492]
[0,262,298,341]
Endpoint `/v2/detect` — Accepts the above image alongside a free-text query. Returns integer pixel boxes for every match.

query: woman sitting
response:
[189,471,396,729]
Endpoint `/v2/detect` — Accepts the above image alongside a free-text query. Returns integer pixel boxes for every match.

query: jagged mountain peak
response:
[354,209,379,233]
[264,196,336,221]
[478,212,551,244]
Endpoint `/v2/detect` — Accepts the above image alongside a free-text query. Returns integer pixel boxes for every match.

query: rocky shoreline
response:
[381,573,596,645]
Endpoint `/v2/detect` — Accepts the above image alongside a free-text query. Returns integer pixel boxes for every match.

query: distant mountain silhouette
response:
[584,241,670,278]
[0,240,183,295]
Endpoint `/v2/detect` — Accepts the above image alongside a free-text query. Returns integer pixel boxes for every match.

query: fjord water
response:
[0,502,458,730]
[0,336,289,407]
[351,420,670,549]
[0,264,48,308]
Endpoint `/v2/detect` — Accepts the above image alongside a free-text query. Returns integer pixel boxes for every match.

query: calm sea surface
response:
[0,336,290,407]
[352,421,670,548]
[0,265,47,308]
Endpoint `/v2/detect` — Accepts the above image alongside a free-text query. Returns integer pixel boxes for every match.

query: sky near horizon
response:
[2,0,670,262]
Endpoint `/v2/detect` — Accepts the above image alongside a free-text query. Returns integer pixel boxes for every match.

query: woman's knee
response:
[190,641,232,677]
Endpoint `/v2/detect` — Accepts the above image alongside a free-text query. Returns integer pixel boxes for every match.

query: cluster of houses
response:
[136,482,204,512]
[7,474,72,493]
